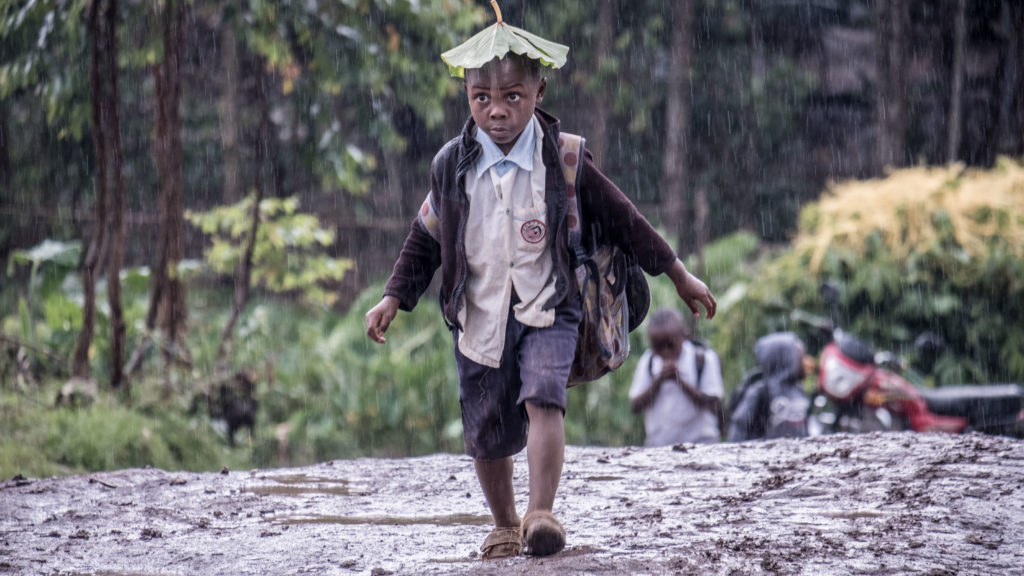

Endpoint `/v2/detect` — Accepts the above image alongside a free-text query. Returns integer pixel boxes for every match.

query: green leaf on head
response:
[439,1,568,79]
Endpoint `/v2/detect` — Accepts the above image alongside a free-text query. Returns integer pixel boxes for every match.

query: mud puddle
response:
[2,432,1023,575]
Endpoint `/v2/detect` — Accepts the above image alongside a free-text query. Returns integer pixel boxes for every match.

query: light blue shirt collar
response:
[474,116,536,178]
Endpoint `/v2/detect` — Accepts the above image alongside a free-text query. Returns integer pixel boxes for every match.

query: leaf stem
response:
[490,1,502,23]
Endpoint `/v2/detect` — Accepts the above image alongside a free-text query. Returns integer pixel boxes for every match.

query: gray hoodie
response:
[727,332,809,441]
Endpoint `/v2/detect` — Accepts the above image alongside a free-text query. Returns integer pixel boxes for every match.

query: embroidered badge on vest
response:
[521,219,546,244]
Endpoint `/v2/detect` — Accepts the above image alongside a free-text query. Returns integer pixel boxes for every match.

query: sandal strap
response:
[481,526,523,560]
[482,527,522,550]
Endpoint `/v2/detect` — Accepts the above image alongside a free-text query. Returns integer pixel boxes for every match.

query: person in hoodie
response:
[727,332,810,442]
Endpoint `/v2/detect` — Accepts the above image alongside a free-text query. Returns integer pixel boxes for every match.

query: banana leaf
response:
[440,2,568,78]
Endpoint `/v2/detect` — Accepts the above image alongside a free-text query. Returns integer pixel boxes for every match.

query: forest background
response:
[2,0,1023,477]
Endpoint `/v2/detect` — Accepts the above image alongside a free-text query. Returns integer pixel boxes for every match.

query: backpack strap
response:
[557,132,586,263]
[690,339,706,390]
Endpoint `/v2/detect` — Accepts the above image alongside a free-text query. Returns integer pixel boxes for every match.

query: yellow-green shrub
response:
[716,158,1024,387]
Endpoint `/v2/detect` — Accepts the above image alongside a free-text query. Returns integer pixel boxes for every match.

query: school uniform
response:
[384,109,677,459]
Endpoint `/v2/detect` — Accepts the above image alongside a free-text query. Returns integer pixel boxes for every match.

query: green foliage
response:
[716,160,1024,388]
[1,240,157,382]
[0,386,247,478]
[186,195,353,307]
[3,237,763,478]
[3,240,81,371]
[0,0,91,140]
[6,240,80,341]
[238,0,482,194]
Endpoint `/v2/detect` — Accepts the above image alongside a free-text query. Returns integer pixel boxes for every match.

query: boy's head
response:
[464,53,546,154]
[646,308,693,360]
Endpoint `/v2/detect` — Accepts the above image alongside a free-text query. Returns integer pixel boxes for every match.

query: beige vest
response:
[457,120,557,367]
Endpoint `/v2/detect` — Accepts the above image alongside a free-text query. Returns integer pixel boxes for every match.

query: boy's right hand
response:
[666,259,717,319]
[365,296,400,344]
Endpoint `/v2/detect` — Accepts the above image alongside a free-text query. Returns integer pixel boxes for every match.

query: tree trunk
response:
[660,0,695,255]
[71,0,112,380]
[211,58,280,369]
[1016,2,1024,157]
[993,0,1020,157]
[945,0,966,165]
[130,0,188,380]
[694,186,709,275]
[215,191,261,368]
[744,0,765,233]
[102,0,127,389]
[875,0,909,171]
[588,0,614,166]
[218,24,242,205]
[0,99,8,188]
[251,61,279,200]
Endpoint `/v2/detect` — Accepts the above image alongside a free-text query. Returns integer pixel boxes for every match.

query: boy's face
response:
[648,327,684,361]
[465,58,545,155]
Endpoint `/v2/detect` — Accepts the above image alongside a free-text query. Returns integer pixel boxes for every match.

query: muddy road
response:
[2,432,1023,575]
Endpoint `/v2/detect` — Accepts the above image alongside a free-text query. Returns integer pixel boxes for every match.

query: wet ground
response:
[2,431,1023,575]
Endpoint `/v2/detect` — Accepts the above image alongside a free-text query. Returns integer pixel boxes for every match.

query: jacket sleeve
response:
[576,150,678,276]
[382,184,442,312]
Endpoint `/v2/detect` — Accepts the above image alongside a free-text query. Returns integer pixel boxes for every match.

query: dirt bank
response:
[2,432,1023,575]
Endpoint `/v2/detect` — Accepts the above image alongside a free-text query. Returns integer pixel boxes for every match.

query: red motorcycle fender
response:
[819,343,873,401]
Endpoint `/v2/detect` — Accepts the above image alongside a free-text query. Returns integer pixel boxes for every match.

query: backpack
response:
[728,367,764,419]
[558,133,650,386]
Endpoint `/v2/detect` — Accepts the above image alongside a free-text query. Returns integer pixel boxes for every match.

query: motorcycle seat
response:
[918,384,1023,419]
[836,332,875,365]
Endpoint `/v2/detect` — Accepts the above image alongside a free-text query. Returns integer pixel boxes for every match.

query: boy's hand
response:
[666,259,717,319]
[656,359,678,383]
[365,296,400,344]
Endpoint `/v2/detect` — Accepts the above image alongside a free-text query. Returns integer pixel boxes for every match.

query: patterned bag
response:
[558,133,650,386]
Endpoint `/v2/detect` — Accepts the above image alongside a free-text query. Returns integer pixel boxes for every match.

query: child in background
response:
[629,308,724,446]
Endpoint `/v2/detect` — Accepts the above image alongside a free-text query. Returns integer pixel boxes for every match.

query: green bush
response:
[0,230,764,477]
[715,159,1024,387]
[0,386,247,478]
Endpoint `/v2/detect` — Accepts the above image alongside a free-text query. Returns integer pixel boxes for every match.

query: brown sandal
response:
[480,526,522,561]
[521,510,566,556]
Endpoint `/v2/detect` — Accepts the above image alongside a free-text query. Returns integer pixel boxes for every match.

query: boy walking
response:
[365,10,715,560]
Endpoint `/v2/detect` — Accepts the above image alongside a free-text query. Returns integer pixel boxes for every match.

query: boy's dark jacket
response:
[384,108,677,330]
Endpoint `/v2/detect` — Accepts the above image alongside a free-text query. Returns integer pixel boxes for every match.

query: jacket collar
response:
[474,116,537,177]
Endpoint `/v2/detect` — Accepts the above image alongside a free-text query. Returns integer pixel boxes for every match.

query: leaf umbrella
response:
[440,1,569,78]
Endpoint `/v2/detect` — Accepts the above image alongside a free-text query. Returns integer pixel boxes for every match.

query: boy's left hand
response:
[667,259,717,319]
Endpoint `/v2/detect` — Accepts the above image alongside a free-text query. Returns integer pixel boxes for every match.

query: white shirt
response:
[456,118,557,367]
[629,341,724,446]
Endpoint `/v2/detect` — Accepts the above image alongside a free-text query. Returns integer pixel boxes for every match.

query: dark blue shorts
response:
[454,295,582,460]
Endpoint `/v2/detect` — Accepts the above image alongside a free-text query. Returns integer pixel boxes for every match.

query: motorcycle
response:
[803,284,1024,437]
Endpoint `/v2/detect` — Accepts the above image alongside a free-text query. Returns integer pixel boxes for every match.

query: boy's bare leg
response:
[524,401,564,512]
[474,457,520,527]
